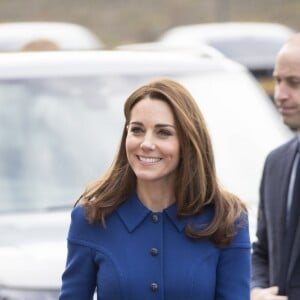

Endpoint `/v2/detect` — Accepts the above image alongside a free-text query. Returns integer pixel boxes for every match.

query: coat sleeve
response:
[215,214,251,300]
[59,207,97,300]
[251,160,270,289]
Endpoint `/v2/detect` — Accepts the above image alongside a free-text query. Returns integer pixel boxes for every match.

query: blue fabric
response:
[59,193,250,300]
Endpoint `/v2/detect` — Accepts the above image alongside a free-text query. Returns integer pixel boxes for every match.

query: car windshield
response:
[0,76,128,212]
[0,70,290,215]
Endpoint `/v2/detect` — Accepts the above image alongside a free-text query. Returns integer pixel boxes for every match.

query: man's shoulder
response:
[267,136,297,159]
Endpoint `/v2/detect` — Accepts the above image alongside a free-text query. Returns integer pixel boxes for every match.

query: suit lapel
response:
[273,140,296,252]
[285,138,300,281]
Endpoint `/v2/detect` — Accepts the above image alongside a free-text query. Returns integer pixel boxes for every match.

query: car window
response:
[208,37,287,62]
[0,74,174,213]
[0,77,125,212]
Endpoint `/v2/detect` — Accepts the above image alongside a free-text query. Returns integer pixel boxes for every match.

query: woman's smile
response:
[137,155,162,164]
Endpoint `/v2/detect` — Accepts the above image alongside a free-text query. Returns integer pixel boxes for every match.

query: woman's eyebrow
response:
[128,121,142,126]
[129,121,175,128]
[155,124,176,128]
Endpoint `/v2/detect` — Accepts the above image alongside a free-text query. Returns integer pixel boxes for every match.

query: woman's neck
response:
[136,181,175,212]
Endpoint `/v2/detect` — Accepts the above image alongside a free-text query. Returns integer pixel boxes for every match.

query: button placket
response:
[151,213,159,223]
[150,247,158,256]
[148,213,162,296]
[150,214,159,257]
[150,282,159,292]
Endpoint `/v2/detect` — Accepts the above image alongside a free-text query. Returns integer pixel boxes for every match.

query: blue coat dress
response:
[59,193,250,300]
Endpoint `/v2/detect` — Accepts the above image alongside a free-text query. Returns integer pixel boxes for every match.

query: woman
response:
[59,78,250,299]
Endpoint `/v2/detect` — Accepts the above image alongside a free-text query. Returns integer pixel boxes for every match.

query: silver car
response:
[0,22,104,52]
[158,22,295,98]
[0,50,292,299]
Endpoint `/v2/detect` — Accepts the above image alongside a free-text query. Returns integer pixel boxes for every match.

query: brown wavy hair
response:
[77,78,247,247]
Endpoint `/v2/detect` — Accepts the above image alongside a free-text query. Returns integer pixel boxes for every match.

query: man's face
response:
[273,43,300,131]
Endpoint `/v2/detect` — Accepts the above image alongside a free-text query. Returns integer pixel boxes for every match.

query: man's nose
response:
[274,81,289,104]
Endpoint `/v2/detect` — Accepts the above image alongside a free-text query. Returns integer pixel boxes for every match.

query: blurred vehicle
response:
[0,22,104,51]
[115,41,225,59]
[0,50,292,299]
[158,22,296,99]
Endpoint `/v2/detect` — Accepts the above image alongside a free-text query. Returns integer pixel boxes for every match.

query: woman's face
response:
[126,97,180,184]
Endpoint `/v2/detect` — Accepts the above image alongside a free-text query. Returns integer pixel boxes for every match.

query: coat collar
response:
[116,193,213,233]
[116,193,187,233]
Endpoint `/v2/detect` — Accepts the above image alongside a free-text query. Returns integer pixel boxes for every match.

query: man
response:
[251,33,300,300]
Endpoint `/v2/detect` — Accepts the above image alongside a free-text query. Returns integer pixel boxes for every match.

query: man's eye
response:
[273,77,280,84]
[288,80,300,88]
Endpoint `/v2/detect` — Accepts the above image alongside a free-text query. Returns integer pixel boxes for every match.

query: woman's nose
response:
[140,134,155,150]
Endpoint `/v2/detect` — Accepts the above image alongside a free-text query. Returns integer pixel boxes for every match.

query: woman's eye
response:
[158,129,172,136]
[130,126,143,134]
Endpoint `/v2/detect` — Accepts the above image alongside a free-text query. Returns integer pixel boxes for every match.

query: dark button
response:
[150,248,158,256]
[150,282,158,292]
[151,214,159,223]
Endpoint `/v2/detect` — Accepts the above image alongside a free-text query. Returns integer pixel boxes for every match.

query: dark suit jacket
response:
[252,136,300,300]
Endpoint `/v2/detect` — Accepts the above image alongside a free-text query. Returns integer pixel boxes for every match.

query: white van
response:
[0,50,292,298]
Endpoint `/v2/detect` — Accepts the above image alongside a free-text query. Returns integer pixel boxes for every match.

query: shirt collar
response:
[116,193,187,233]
